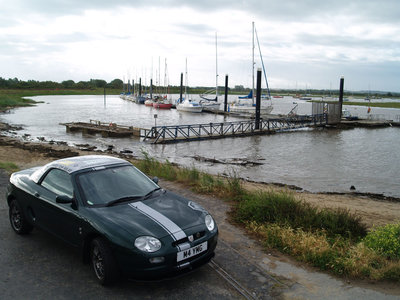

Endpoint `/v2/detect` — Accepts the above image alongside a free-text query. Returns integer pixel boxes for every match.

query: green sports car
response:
[7,155,218,285]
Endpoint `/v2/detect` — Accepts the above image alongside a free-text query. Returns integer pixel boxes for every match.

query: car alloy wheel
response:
[92,244,105,281]
[9,199,33,234]
[10,204,22,231]
[90,238,119,285]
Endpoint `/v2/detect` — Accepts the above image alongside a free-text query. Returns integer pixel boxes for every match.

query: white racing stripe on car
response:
[129,202,187,247]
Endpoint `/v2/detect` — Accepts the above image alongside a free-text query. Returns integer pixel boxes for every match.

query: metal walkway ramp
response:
[143,115,325,144]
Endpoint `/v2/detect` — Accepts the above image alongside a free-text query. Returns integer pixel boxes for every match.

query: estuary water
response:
[1,95,400,198]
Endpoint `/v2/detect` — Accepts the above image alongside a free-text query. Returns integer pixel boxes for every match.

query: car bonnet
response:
[90,192,207,240]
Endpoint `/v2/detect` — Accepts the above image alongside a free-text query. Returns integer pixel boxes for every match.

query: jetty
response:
[143,115,325,144]
[60,114,398,145]
[60,120,144,137]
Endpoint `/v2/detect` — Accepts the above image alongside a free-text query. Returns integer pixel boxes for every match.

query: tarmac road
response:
[0,170,281,299]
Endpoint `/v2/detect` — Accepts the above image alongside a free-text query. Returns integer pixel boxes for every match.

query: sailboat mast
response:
[255,26,271,100]
[164,58,167,95]
[252,21,255,105]
[215,32,218,102]
[185,58,188,100]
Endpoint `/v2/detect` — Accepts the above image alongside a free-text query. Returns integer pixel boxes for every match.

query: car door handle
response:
[34,192,40,197]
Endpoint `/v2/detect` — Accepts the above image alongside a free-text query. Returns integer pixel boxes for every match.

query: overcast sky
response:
[1,0,399,92]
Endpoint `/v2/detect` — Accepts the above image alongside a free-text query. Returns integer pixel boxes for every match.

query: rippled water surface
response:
[2,95,400,197]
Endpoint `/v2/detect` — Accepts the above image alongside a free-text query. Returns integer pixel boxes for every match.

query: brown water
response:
[2,95,400,198]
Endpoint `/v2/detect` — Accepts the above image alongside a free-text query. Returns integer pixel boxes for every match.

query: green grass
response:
[363,223,400,259]
[134,150,241,199]
[234,190,367,240]
[133,152,400,282]
[248,222,400,280]
[0,92,37,109]
[0,161,19,173]
[309,99,400,109]
[344,102,400,109]
[0,88,121,109]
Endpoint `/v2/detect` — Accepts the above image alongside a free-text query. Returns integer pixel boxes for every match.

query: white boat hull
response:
[177,102,203,113]
[229,104,273,114]
[201,102,221,111]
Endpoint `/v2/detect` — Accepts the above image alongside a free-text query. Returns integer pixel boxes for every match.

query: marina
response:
[1,94,400,198]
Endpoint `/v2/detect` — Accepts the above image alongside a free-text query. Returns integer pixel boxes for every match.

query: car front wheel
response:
[90,237,119,285]
[9,199,33,234]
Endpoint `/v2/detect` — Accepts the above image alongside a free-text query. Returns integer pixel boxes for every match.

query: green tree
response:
[90,79,107,88]
[76,81,92,89]
[61,80,75,88]
[108,78,123,89]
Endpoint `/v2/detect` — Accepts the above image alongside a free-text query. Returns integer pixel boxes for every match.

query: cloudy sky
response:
[1,0,400,92]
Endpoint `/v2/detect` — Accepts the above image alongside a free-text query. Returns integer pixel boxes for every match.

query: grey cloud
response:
[295,33,400,51]
[9,0,400,25]
[171,23,215,37]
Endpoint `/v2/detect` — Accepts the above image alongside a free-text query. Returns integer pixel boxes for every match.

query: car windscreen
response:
[77,165,159,206]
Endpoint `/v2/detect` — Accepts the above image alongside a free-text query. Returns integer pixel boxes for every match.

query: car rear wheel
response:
[90,237,119,285]
[9,199,33,234]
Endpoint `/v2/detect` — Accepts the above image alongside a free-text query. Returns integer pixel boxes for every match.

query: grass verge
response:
[344,102,400,109]
[0,88,121,110]
[0,161,19,173]
[133,152,400,282]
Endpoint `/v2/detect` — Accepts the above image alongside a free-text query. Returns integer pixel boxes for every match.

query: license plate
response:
[177,241,207,262]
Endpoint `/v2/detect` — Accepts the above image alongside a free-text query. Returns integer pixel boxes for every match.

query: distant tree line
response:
[0,77,123,90]
[1,77,397,97]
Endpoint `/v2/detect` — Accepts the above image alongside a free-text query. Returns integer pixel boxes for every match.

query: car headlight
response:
[134,236,161,253]
[205,214,215,231]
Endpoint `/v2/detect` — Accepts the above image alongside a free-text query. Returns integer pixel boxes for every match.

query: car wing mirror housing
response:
[152,177,159,184]
[56,195,78,210]
[56,195,73,204]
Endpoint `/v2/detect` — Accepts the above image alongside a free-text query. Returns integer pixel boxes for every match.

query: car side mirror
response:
[152,177,159,184]
[56,195,73,204]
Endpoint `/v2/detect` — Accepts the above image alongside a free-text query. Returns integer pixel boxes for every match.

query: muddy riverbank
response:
[0,126,399,229]
[1,131,400,298]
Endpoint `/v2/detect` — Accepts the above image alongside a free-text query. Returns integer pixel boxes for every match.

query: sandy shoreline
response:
[0,127,399,230]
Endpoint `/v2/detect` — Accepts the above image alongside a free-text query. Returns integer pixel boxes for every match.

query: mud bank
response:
[0,128,399,229]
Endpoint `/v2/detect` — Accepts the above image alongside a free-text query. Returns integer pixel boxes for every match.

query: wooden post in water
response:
[255,68,262,129]
[103,87,106,107]
[139,78,142,97]
[179,72,183,104]
[339,76,344,120]
[150,79,153,99]
[224,74,228,112]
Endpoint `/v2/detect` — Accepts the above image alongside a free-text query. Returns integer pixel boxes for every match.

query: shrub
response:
[194,173,224,194]
[248,222,400,281]
[235,190,367,239]
[224,170,245,200]
[363,223,400,259]
[174,165,198,184]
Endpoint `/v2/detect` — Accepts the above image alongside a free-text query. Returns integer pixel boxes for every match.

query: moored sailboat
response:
[231,22,273,115]
[176,59,203,113]
[199,32,220,111]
